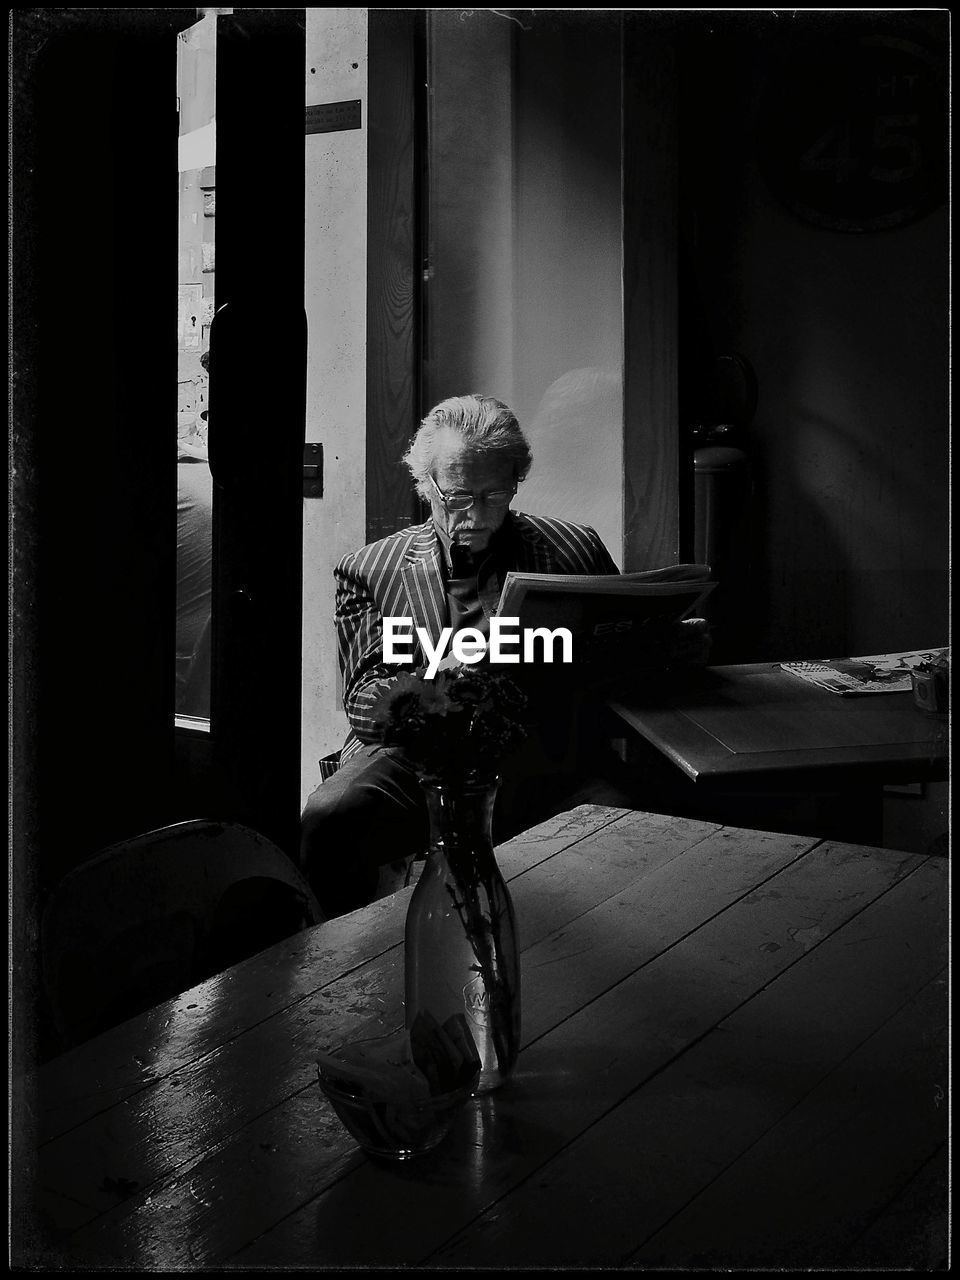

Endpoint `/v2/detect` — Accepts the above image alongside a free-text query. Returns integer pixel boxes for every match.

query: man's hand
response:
[577,617,712,694]
[668,617,712,667]
[436,649,468,675]
[624,617,712,669]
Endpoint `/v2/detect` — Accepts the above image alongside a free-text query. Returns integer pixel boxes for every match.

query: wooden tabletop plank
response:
[423,858,947,1268]
[503,809,723,949]
[37,803,631,1142]
[520,824,815,1043]
[629,970,948,1268]
[34,951,406,1240]
[68,1085,370,1272]
[34,809,715,1245]
[230,838,926,1269]
[841,1143,949,1269]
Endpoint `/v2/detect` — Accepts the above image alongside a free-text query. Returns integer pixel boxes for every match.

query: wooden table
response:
[18,806,948,1269]
[607,662,949,787]
[606,663,949,845]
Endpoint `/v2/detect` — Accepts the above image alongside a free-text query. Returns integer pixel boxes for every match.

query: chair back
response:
[40,819,323,1049]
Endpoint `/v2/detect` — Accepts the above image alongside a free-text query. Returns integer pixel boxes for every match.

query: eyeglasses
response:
[429,475,516,512]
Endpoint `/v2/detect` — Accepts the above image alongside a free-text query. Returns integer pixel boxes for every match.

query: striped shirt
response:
[333,510,619,764]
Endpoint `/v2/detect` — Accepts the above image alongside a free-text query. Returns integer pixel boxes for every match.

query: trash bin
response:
[694,443,751,653]
[693,443,750,572]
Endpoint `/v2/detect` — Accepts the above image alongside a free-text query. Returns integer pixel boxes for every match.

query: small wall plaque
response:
[305,99,362,136]
[303,442,323,498]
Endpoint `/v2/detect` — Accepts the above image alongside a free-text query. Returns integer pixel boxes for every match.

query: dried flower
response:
[372,666,529,783]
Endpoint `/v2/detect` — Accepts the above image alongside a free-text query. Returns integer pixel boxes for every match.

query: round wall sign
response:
[757,30,947,232]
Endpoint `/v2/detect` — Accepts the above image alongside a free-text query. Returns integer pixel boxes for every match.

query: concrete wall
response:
[424,10,624,562]
[511,13,624,563]
[684,24,949,662]
[424,14,515,414]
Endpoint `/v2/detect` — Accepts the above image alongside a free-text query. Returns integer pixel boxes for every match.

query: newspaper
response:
[493,564,716,673]
[497,564,715,628]
[779,648,949,696]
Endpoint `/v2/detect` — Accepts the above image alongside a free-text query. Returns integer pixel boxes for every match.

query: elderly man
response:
[300,392,627,916]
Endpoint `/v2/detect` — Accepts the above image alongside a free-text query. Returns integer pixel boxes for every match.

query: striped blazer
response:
[334,510,619,763]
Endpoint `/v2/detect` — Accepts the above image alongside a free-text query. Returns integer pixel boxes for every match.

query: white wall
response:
[510,15,624,563]
[423,11,624,562]
[301,8,367,806]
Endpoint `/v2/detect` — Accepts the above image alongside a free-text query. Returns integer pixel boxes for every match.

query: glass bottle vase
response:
[404,776,521,1094]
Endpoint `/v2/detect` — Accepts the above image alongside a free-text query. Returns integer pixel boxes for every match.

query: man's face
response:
[428,430,516,554]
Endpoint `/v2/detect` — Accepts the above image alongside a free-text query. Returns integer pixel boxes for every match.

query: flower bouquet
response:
[372,665,530,783]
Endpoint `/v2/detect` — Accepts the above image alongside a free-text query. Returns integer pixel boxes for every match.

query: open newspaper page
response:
[494,565,715,675]
[499,563,713,604]
[779,648,949,696]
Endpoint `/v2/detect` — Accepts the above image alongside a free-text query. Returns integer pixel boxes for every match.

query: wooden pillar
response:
[623,22,681,570]
[366,9,425,540]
